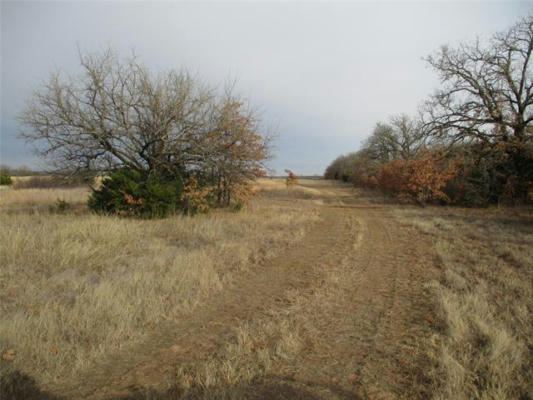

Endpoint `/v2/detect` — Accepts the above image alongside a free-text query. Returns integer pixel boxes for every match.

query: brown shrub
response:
[284,169,298,188]
[378,153,456,205]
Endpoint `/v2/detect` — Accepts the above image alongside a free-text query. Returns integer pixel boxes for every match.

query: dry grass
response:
[10,175,89,190]
[165,290,308,399]
[158,213,364,399]
[394,207,533,399]
[0,182,319,389]
[0,186,90,214]
[258,178,332,202]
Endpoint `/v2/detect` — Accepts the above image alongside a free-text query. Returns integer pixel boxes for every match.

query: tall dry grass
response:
[163,213,363,399]
[0,186,90,214]
[168,289,307,398]
[0,183,319,388]
[258,178,332,199]
[395,207,533,399]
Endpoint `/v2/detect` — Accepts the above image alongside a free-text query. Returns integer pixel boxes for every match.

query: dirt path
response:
[53,182,439,399]
[286,206,438,399]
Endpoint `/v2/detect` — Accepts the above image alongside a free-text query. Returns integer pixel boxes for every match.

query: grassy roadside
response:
[394,207,533,400]
[0,180,319,389]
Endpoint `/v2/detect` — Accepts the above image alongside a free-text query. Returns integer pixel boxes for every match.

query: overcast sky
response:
[1,1,530,175]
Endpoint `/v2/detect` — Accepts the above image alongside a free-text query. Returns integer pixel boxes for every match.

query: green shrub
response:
[0,174,12,185]
[88,168,185,218]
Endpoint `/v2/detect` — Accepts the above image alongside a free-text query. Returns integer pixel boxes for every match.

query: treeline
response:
[0,166,47,177]
[326,16,533,206]
[20,48,271,217]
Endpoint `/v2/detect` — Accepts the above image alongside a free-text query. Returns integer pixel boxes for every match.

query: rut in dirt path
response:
[287,206,439,400]
[52,185,440,400]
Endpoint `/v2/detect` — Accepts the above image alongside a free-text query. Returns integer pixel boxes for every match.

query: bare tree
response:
[363,114,425,162]
[20,47,274,211]
[363,122,397,162]
[389,114,426,159]
[20,48,215,179]
[422,16,533,144]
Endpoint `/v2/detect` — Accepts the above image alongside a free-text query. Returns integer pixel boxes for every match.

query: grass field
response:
[0,179,319,390]
[394,207,533,399]
[0,179,531,399]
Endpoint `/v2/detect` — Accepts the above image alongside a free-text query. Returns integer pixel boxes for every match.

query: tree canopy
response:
[422,16,533,144]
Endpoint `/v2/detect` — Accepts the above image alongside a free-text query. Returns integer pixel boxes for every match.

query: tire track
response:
[284,204,438,399]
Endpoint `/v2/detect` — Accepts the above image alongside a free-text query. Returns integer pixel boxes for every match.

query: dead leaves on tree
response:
[285,169,298,188]
[378,152,456,205]
[181,176,212,215]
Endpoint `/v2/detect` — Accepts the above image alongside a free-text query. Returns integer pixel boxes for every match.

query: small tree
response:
[181,175,212,215]
[206,95,270,207]
[285,169,298,188]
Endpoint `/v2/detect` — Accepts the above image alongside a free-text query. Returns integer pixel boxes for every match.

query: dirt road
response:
[54,181,440,399]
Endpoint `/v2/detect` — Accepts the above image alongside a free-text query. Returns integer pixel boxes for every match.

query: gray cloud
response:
[1,1,530,174]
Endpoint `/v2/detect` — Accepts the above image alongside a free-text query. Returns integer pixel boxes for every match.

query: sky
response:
[1,1,531,175]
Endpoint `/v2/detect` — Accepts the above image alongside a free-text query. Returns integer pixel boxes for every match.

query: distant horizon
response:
[1,1,531,175]
[0,163,324,179]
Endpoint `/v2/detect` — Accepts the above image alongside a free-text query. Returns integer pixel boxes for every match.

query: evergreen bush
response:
[88,168,184,218]
[0,174,12,186]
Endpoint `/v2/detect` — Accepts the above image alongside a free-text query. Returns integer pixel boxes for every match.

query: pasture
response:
[0,178,531,399]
